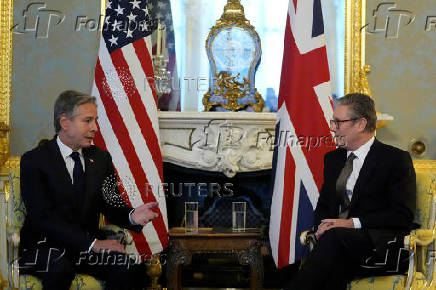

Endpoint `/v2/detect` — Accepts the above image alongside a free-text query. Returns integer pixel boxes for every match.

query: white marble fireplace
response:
[158,112,277,178]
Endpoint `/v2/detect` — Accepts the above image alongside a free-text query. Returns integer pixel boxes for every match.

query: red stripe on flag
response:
[133,39,158,105]
[93,121,152,256]
[277,147,296,269]
[110,48,164,180]
[94,60,168,248]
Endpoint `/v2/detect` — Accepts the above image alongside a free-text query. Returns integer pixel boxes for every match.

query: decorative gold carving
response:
[203,72,264,112]
[0,0,13,169]
[413,159,436,170]
[358,65,372,96]
[215,0,251,28]
[345,0,367,94]
[1,156,20,170]
[0,122,10,166]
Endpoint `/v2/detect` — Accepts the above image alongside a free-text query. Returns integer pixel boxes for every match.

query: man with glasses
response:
[286,93,416,290]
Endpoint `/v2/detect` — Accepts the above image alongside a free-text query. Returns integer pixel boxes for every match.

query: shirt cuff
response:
[352,218,362,229]
[88,239,97,253]
[129,208,137,225]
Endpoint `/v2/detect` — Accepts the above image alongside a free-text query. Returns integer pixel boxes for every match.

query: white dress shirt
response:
[56,136,85,183]
[347,136,375,228]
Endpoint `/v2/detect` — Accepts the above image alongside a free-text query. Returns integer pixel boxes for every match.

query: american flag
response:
[91,0,168,256]
[269,0,333,268]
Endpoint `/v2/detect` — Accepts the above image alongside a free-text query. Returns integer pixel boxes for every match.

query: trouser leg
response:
[76,251,148,290]
[285,228,374,290]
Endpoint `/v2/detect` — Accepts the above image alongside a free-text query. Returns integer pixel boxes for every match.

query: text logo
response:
[12,3,65,39]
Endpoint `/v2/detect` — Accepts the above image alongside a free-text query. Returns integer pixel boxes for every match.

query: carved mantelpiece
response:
[158,112,276,178]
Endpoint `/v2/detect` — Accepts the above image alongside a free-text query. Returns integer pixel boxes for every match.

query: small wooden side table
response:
[166,227,264,290]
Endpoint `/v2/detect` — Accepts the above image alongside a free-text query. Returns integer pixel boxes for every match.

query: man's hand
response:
[92,239,126,254]
[315,219,354,239]
[131,202,159,226]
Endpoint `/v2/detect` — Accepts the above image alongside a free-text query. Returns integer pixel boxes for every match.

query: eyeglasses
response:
[329,118,360,129]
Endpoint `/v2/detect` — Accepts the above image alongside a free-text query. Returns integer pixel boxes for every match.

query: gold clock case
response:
[202,0,264,112]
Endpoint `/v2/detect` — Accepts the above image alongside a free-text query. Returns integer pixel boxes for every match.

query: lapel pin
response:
[89,158,94,163]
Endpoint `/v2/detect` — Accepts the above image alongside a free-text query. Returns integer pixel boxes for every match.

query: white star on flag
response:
[127,12,137,22]
[125,29,133,38]
[108,34,118,46]
[114,5,124,15]
[130,0,141,10]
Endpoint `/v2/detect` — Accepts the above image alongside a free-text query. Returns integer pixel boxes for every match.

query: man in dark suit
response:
[286,93,416,289]
[19,90,160,289]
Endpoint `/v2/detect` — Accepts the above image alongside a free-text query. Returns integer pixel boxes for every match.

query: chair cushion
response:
[19,274,42,290]
[348,272,427,290]
[19,274,104,290]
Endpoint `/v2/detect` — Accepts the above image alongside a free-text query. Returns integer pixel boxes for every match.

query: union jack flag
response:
[91,0,168,257]
[269,0,333,268]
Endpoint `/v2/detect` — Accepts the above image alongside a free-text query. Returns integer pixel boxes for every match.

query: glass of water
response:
[185,202,198,233]
[232,201,246,232]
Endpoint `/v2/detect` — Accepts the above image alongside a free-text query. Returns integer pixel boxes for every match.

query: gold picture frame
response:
[0,0,13,172]
[0,0,369,170]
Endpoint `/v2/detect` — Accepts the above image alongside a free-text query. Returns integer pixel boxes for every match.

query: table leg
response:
[238,244,263,290]
[167,247,192,290]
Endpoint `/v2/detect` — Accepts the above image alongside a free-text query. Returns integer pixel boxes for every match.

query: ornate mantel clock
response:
[203,0,264,112]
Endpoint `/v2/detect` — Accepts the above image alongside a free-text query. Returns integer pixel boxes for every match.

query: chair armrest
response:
[6,227,21,289]
[404,229,436,290]
[300,230,317,251]
[409,229,435,246]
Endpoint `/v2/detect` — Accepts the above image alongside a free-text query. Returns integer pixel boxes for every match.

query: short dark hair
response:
[54,90,96,133]
[335,93,377,133]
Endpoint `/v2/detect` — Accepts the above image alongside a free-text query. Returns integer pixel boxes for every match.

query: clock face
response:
[211,26,257,74]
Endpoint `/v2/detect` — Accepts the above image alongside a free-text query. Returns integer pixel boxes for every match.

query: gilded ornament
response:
[203,0,263,112]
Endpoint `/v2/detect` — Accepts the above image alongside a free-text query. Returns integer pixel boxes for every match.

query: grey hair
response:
[54,90,96,133]
[334,93,377,133]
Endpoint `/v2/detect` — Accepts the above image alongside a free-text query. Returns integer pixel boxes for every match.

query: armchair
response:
[4,166,134,290]
[300,160,436,290]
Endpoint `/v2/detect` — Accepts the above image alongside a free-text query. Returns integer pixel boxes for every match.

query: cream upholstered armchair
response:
[4,165,133,290]
[301,160,436,290]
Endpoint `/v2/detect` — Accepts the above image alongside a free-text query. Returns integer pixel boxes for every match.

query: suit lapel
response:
[48,138,76,202]
[349,139,381,208]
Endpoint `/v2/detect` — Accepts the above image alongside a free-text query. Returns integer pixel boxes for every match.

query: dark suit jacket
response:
[314,138,416,254]
[20,137,142,254]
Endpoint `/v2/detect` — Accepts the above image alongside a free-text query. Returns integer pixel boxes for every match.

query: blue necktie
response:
[70,151,86,196]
